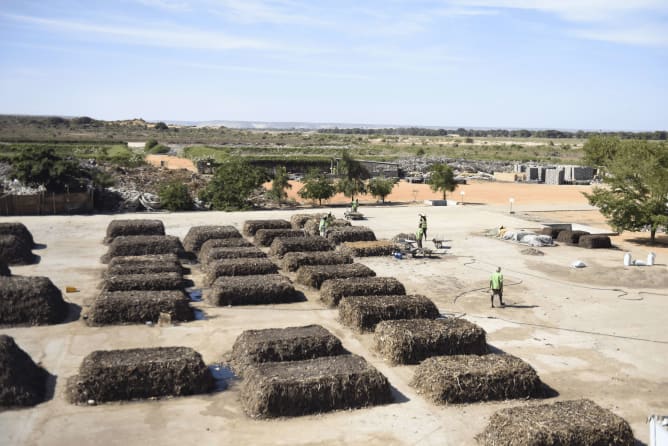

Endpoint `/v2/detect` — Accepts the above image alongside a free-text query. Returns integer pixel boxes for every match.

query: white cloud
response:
[137,0,191,11]
[572,25,668,47]
[1,13,278,51]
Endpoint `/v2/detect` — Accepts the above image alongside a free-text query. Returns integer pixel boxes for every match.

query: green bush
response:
[159,182,193,211]
[146,144,170,154]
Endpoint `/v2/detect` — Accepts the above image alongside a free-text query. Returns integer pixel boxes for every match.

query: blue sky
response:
[0,0,666,130]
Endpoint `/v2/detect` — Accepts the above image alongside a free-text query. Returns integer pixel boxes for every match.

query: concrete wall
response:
[0,191,94,216]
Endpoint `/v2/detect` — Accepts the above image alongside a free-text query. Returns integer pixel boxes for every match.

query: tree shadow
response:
[623,235,668,248]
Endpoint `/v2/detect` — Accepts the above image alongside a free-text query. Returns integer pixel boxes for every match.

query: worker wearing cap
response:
[490,267,505,307]
[319,214,330,237]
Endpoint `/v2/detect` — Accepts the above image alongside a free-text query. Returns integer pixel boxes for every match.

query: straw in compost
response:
[102,272,186,292]
[87,290,194,325]
[0,276,68,326]
[101,235,185,263]
[290,213,325,229]
[579,234,612,249]
[229,325,344,375]
[556,230,589,244]
[0,222,35,247]
[320,277,406,307]
[240,354,392,418]
[243,219,291,236]
[327,226,376,245]
[373,318,488,364]
[106,254,186,276]
[67,347,215,404]
[339,240,395,257]
[0,261,10,276]
[204,258,278,286]
[411,354,543,404]
[268,236,333,258]
[0,234,36,265]
[295,263,376,289]
[392,233,415,243]
[303,218,350,236]
[206,274,301,306]
[104,219,165,244]
[281,251,352,272]
[198,238,253,263]
[254,229,305,247]
[183,225,241,254]
[476,398,634,445]
[201,247,267,268]
[339,294,439,332]
[0,335,48,407]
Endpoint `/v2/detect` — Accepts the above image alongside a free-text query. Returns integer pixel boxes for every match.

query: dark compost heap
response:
[87,290,194,325]
[67,347,215,403]
[243,219,292,237]
[268,236,333,258]
[101,235,185,263]
[183,225,241,254]
[339,294,439,332]
[0,234,36,265]
[0,335,49,408]
[104,219,165,244]
[206,274,301,306]
[373,318,488,364]
[204,258,278,286]
[295,263,376,289]
[320,277,406,307]
[339,240,396,257]
[0,276,69,326]
[254,229,305,247]
[281,251,353,272]
[0,222,35,247]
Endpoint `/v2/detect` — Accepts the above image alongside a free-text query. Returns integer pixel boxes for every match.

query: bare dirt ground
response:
[1,182,667,446]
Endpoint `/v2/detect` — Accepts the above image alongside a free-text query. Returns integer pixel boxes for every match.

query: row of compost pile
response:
[269,236,333,257]
[0,276,69,326]
[0,335,49,408]
[206,274,301,306]
[303,218,350,236]
[101,235,185,264]
[228,325,345,375]
[88,290,194,325]
[67,347,215,403]
[339,294,439,332]
[198,238,253,263]
[290,213,326,229]
[105,254,188,277]
[240,354,392,418]
[476,399,635,446]
[339,240,396,257]
[254,229,305,247]
[0,222,35,247]
[104,219,165,244]
[0,234,36,265]
[281,251,352,272]
[373,318,488,364]
[200,247,267,268]
[296,263,376,289]
[411,354,544,404]
[243,219,291,237]
[183,225,242,254]
[204,258,278,286]
[326,226,376,245]
[320,277,406,307]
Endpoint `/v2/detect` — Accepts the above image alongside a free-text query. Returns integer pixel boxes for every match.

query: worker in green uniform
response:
[419,214,427,239]
[490,267,505,307]
[416,226,424,249]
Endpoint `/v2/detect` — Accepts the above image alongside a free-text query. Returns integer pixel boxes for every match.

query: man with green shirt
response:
[490,267,505,307]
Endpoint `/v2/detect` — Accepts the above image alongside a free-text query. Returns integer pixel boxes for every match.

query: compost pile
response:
[320,277,406,307]
[339,294,439,332]
[206,274,301,306]
[67,347,215,403]
[240,354,392,418]
[411,353,543,404]
[0,260,10,276]
[326,226,377,245]
[0,335,49,407]
[0,234,36,265]
[254,229,305,247]
[242,219,292,237]
[476,399,635,446]
[198,238,253,262]
[182,225,242,254]
[101,235,185,263]
[373,318,488,364]
[303,218,350,236]
[281,251,353,272]
[556,230,590,245]
[87,290,194,325]
[295,263,376,289]
[106,254,187,276]
[204,258,278,285]
[579,234,612,249]
[104,219,165,244]
[228,325,345,375]
[200,247,267,267]
[0,276,69,326]
[268,236,334,257]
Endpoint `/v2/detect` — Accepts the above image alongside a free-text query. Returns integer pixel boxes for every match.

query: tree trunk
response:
[650,228,656,244]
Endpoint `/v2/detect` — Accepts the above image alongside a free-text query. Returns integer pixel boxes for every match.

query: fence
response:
[0,190,94,216]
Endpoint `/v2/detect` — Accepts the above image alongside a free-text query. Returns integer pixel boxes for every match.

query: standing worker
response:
[319,213,331,237]
[416,225,424,249]
[489,267,505,307]
[419,214,428,240]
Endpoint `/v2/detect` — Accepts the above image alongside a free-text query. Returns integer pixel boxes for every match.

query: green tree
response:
[583,135,620,168]
[159,181,193,211]
[336,150,369,199]
[428,163,456,202]
[367,176,396,203]
[145,139,159,150]
[154,121,168,130]
[268,166,292,203]
[585,139,668,243]
[11,147,88,192]
[199,159,268,210]
[298,169,335,205]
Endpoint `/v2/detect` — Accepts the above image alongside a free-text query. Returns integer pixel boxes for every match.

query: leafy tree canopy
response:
[428,163,456,201]
[336,150,369,198]
[198,158,268,210]
[10,146,89,193]
[585,139,668,243]
[298,169,335,205]
[268,166,292,203]
[367,176,396,203]
[159,181,193,211]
